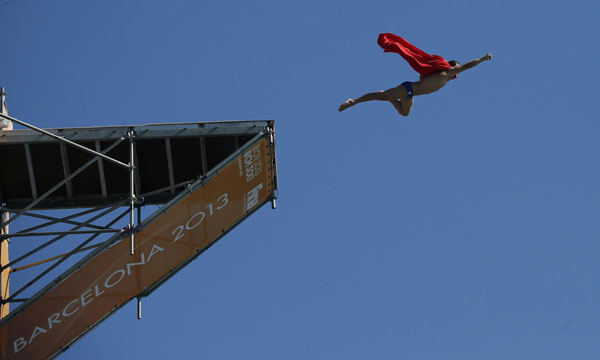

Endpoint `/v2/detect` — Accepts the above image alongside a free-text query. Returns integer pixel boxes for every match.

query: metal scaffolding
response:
[0,110,276,320]
[0,111,140,310]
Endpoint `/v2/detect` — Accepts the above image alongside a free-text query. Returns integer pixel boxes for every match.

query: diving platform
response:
[0,122,269,210]
[0,109,278,360]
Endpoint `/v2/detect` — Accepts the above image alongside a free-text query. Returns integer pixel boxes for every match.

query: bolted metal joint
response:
[126,130,138,139]
[269,127,275,143]
[121,223,140,236]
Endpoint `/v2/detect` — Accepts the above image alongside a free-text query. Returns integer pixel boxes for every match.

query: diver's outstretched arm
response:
[456,53,492,74]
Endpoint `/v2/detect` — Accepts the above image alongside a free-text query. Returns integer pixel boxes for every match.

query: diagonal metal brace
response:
[3,136,126,228]
[0,112,130,169]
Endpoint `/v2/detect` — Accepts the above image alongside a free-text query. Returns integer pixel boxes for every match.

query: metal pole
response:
[129,131,136,255]
[268,127,277,210]
[137,297,142,319]
[0,229,120,240]
[0,112,130,169]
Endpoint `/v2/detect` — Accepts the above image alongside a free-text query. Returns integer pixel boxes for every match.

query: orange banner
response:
[0,137,275,360]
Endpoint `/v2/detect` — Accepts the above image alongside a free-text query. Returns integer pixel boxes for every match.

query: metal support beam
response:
[165,138,175,195]
[268,127,277,210]
[59,142,74,201]
[1,200,127,272]
[0,229,120,240]
[138,181,188,199]
[137,297,142,320]
[199,136,208,176]
[95,141,108,199]
[3,298,26,304]
[24,143,38,199]
[3,136,125,228]
[13,211,109,233]
[128,131,136,255]
[3,207,131,303]
[0,112,130,169]
[4,203,115,234]
[133,141,142,197]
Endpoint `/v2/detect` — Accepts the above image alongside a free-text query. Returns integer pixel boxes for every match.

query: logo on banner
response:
[245,183,264,211]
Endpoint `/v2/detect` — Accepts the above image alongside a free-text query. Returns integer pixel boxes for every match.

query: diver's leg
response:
[383,84,412,116]
[387,97,413,116]
[338,90,386,111]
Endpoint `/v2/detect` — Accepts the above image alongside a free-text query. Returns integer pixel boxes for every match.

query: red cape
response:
[377,33,451,76]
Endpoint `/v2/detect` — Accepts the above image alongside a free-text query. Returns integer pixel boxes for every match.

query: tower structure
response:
[0,95,277,359]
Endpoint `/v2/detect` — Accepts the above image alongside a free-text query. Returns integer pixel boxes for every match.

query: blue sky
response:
[1,0,600,359]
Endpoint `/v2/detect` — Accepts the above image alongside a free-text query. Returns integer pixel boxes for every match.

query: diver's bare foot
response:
[338,99,355,112]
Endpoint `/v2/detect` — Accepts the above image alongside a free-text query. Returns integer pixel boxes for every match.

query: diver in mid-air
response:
[338,33,492,116]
